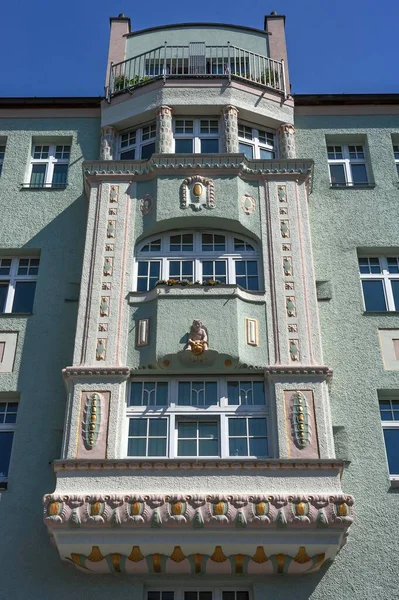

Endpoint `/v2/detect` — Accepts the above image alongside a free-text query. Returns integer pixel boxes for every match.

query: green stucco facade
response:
[0,15,397,600]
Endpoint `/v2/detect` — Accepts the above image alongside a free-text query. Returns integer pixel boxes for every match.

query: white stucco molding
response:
[128,285,266,305]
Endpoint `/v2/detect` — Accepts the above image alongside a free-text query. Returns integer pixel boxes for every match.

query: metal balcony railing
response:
[108,43,286,99]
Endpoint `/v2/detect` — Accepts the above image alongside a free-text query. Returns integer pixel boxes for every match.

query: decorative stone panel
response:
[284,390,319,458]
[76,391,110,459]
[156,105,173,153]
[0,332,18,373]
[222,105,239,153]
[277,124,296,159]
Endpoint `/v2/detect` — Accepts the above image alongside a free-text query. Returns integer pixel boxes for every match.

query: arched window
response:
[134,231,261,292]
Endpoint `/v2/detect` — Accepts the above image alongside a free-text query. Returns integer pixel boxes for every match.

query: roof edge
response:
[125,22,269,38]
[294,93,399,106]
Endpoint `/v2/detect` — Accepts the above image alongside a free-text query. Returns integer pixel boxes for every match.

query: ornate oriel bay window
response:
[134,231,260,291]
[126,379,269,459]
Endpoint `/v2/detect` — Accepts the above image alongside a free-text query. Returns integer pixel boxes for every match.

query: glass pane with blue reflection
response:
[52,164,68,187]
[200,139,219,153]
[351,163,368,185]
[0,432,14,478]
[391,280,399,310]
[141,142,155,160]
[175,139,193,153]
[0,283,7,312]
[362,280,386,311]
[239,142,253,159]
[383,429,399,474]
[12,282,36,313]
[30,164,46,187]
[329,164,346,186]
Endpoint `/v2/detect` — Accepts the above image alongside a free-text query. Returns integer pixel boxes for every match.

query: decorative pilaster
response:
[156,106,173,153]
[222,105,239,153]
[277,123,296,159]
[100,126,117,160]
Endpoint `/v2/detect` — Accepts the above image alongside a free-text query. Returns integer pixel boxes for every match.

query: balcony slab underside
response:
[44,460,353,574]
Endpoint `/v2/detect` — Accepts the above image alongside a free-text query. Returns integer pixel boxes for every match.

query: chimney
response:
[105,14,131,90]
[264,12,290,95]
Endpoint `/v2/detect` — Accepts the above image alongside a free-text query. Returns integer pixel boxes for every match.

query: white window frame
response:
[28,143,70,188]
[359,256,399,312]
[393,143,399,178]
[238,122,276,159]
[327,143,369,187]
[0,400,18,484]
[0,142,6,176]
[0,257,40,314]
[146,590,252,600]
[118,123,156,160]
[125,378,269,460]
[173,118,220,154]
[133,231,261,292]
[379,398,399,478]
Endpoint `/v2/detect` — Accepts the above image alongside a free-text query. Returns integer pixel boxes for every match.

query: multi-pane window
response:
[174,119,220,154]
[126,379,269,459]
[0,257,40,313]
[0,401,18,484]
[119,123,156,160]
[379,399,399,477]
[359,257,399,311]
[327,144,369,187]
[147,593,249,600]
[0,142,6,176]
[238,124,275,159]
[393,144,399,177]
[28,143,70,188]
[134,232,260,292]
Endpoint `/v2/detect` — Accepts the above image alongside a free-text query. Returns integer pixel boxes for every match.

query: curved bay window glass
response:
[134,231,260,292]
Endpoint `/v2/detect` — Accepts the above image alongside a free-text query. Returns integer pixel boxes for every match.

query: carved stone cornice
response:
[62,366,130,379]
[264,365,333,379]
[43,492,354,531]
[83,155,313,180]
[52,458,344,472]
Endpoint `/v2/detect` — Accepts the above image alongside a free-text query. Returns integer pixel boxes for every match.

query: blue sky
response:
[2,0,399,97]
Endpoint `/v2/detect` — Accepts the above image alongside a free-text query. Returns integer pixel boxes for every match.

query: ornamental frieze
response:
[43,493,354,530]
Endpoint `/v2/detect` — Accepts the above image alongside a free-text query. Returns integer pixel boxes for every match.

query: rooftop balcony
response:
[108,43,286,100]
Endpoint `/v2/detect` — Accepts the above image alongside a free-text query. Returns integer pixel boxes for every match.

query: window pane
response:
[199,593,212,600]
[205,382,217,404]
[129,418,147,436]
[351,164,368,185]
[199,422,218,439]
[239,142,253,159]
[362,280,387,311]
[201,139,219,153]
[178,422,196,438]
[249,437,268,456]
[52,164,68,187]
[30,164,46,187]
[0,283,7,313]
[383,429,399,474]
[229,437,247,456]
[199,438,218,456]
[391,280,399,310]
[156,382,168,406]
[253,382,266,405]
[259,148,275,159]
[128,438,146,456]
[121,149,136,159]
[227,381,239,405]
[175,139,193,153]
[329,164,346,186]
[12,282,36,313]
[387,258,399,274]
[229,418,246,436]
[130,382,143,406]
[178,382,191,405]
[141,142,155,160]
[0,432,14,478]
[148,438,166,457]
[149,419,167,436]
[178,439,196,456]
[249,418,267,436]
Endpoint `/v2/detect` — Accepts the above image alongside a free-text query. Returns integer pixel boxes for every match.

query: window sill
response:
[0,312,33,317]
[363,311,399,315]
[20,184,68,190]
[128,284,266,304]
[329,183,375,189]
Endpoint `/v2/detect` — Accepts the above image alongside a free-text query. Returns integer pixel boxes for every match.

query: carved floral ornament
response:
[180,176,215,211]
[43,493,354,530]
